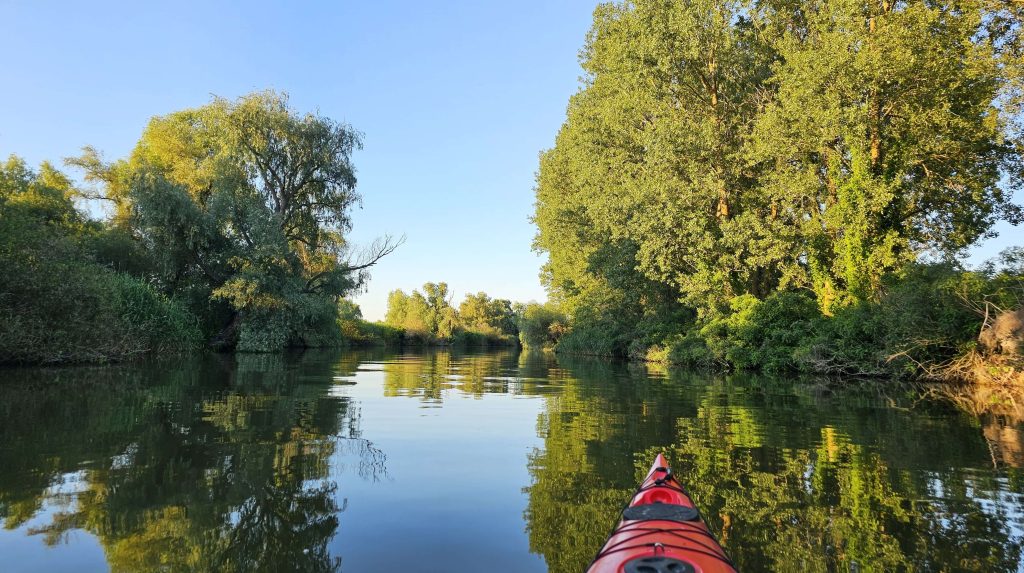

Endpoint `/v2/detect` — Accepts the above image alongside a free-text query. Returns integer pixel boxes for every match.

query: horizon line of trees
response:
[380,281,566,348]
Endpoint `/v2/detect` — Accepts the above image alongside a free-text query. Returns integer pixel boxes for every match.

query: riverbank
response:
[534,260,1023,389]
[529,1,1024,395]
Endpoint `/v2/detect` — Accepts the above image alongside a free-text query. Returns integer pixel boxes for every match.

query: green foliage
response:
[384,283,520,346]
[3,93,396,362]
[647,332,716,369]
[751,0,1023,304]
[0,156,200,363]
[647,292,819,371]
[108,273,203,354]
[459,292,517,336]
[71,91,391,352]
[336,299,402,347]
[518,302,566,349]
[796,264,1005,377]
[701,292,820,372]
[534,0,1024,378]
[385,283,457,343]
[644,266,1013,377]
[355,321,404,346]
[979,246,1024,311]
[534,0,786,316]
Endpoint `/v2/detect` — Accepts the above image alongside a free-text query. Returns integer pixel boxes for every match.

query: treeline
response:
[0,91,399,364]
[534,0,1024,382]
[382,282,564,348]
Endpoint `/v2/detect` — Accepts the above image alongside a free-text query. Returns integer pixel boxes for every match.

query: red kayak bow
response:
[586,454,737,573]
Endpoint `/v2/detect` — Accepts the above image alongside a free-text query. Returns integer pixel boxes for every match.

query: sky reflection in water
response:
[0,349,1022,572]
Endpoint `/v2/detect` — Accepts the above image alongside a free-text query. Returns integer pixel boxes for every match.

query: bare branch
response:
[341,234,406,273]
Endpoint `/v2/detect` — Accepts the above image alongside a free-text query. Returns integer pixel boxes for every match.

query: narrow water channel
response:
[1,349,1021,572]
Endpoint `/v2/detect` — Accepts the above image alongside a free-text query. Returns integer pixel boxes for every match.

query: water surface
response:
[1,350,1022,572]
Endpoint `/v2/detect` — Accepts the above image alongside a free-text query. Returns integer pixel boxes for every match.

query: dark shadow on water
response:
[0,351,376,572]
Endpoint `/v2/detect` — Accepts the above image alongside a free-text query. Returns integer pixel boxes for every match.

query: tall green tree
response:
[751,0,1024,308]
[73,92,399,350]
[535,0,1023,351]
[535,0,776,317]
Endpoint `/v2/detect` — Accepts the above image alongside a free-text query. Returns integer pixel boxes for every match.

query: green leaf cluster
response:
[518,302,568,349]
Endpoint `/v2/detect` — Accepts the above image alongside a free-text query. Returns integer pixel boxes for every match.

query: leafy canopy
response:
[73,91,397,350]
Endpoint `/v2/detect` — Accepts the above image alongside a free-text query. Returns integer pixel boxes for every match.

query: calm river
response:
[1,350,1022,572]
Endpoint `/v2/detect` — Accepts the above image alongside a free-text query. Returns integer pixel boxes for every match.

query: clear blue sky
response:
[1,1,1017,321]
[0,0,599,320]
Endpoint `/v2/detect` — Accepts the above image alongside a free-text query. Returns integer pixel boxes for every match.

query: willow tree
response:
[74,92,399,350]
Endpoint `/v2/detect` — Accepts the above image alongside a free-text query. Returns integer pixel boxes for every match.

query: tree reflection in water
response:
[2,350,1023,573]
[524,357,1024,573]
[0,351,384,573]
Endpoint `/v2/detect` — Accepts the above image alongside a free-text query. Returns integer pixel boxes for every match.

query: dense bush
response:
[0,156,201,364]
[518,302,566,349]
[634,261,1021,380]
[355,321,404,346]
[555,318,626,357]
[550,278,691,358]
[451,330,518,348]
[796,264,1008,377]
[108,273,202,354]
[645,333,716,368]
[718,292,819,372]
[643,292,819,372]
[335,300,403,347]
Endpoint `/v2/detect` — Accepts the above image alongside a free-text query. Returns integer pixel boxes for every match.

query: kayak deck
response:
[586,454,737,573]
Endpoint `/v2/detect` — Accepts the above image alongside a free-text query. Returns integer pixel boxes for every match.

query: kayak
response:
[586,454,737,573]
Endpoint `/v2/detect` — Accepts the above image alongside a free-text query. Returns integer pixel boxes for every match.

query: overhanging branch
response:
[341,234,406,273]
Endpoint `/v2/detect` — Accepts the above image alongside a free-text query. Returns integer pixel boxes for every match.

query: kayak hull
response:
[586,454,736,573]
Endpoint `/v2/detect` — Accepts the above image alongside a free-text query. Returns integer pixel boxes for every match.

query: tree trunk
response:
[210,312,243,351]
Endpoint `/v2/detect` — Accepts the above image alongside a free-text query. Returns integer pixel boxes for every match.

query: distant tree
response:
[385,282,459,341]
[421,282,459,339]
[459,292,517,336]
[518,302,567,349]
